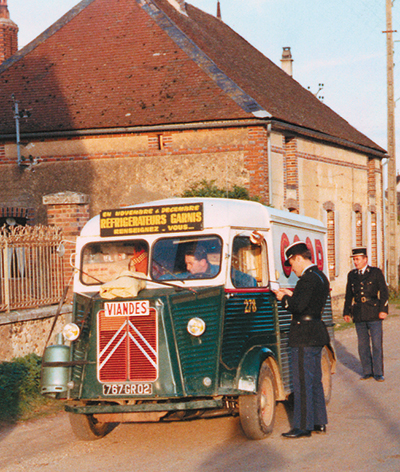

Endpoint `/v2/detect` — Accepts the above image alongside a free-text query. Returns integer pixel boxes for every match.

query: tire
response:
[239,361,276,440]
[321,346,332,404]
[68,413,114,441]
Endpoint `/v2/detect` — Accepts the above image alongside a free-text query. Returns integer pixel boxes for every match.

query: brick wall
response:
[43,192,90,288]
[323,201,336,280]
[283,136,299,212]
[368,158,376,197]
[245,127,268,203]
[0,13,18,65]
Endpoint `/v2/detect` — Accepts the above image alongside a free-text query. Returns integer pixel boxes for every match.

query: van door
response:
[221,231,278,371]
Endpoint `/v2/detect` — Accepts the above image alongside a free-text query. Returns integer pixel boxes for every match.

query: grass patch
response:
[333,318,354,332]
[0,353,62,423]
[389,290,400,310]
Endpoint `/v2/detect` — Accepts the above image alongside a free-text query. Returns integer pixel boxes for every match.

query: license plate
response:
[102,383,153,396]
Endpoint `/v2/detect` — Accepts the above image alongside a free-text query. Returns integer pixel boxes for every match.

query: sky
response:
[7,0,400,172]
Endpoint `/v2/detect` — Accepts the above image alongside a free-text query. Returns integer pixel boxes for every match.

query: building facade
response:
[0,0,388,307]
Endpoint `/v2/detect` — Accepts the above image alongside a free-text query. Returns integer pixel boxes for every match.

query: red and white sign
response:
[104,300,150,317]
[280,234,325,277]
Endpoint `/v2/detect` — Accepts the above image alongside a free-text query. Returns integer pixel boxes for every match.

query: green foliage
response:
[181,179,260,202]
[0,353,45,422]
[389,288,400,309]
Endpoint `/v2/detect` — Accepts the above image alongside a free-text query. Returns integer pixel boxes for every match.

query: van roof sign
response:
[100,203,204,237]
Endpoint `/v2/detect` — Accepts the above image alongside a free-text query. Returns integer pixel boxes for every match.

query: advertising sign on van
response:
[100,203,203,237]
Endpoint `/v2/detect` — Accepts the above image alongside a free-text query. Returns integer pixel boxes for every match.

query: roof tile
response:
[0,0,384,155]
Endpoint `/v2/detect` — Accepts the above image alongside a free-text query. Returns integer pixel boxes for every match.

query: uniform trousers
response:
[355,320,383,377]
[291,346,327,431]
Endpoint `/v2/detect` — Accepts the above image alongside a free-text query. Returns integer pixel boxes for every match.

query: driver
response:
[184,246,218,278]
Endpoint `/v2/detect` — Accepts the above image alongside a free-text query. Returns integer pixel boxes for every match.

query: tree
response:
[181,180,260,202]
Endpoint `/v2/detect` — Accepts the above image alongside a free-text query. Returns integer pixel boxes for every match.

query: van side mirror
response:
[250,231,264,245]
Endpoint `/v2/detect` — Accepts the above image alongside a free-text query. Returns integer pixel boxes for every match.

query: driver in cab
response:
[185,246,256,287]
[184,246,218,278]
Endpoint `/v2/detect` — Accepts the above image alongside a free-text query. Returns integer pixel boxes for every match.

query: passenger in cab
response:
[231,266,257,288]
[128,243,148,274]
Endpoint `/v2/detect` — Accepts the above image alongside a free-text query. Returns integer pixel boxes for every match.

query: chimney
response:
[217,1,221,20]
[280,47,293,77]
[0,0,18,65]
[166,0,187,15]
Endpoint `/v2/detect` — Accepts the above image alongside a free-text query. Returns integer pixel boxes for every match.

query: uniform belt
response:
[297,315,316,321]
[355,297,373,304]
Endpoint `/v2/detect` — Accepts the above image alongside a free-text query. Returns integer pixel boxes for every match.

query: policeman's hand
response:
[272,289,284,300]
[379,312,388,320]
[273,288,291,300]
[343,315,352,323]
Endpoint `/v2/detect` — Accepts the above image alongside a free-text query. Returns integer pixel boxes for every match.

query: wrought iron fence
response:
[0,225,64,313]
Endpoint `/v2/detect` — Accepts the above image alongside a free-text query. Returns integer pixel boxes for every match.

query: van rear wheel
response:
[239,361,276,440]
[321,346,332,404]
[69,413,113,440]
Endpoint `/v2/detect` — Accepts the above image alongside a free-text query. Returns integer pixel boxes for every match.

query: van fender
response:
[236,346,284,399]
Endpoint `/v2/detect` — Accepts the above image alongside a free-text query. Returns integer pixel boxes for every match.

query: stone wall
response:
[0,305,71,361]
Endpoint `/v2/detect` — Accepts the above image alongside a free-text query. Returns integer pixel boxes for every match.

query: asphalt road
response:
[1,308,400,472]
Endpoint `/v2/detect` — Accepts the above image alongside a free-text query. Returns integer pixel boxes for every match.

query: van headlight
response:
[62,323,80,341]
[187,317,206,337]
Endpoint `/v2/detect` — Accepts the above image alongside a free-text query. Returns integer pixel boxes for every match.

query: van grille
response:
[97,308,158,382]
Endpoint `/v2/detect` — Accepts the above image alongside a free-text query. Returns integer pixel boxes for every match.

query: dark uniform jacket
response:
[343,266,388,323]
[282,265,330,347]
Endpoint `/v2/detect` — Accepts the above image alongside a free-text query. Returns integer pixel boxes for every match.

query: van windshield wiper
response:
[128,272,197,293]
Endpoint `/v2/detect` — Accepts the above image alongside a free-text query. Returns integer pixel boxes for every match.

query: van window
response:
[151,235,222,281]
[231,236,268,288]
[81,240,149,285]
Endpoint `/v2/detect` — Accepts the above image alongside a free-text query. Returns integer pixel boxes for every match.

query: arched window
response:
[369,209,378,267]
[323,202,338,280]
[353,204,363,248]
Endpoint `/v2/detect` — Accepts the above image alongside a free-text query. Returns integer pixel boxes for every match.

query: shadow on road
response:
[200,403,293,471]
[334,339,362,376]
[0,422,17,442]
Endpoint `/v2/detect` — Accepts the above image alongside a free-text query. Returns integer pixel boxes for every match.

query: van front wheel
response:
[68,413,114,440]
[239,361,276,440]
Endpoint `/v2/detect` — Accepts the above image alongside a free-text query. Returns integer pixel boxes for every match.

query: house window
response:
[323,201,338,280]
[326,210,336,279]
[370,211,378,267]
[157,134,164,150]
[355,210,363,247]
[148,134,165,150]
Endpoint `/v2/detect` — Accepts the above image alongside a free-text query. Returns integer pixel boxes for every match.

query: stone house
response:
[0,0,388,309]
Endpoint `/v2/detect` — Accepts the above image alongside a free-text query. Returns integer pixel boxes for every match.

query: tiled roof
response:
[0,0,385,155]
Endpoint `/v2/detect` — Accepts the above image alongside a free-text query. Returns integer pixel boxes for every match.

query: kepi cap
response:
[284,241,308,267]
[351,247,367,258]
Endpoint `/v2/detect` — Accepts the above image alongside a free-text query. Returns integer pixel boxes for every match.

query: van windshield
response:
[81,240,149,285]
[151,235,222,281]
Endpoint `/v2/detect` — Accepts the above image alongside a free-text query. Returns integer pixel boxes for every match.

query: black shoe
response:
[313,424,326,433]
[374,375,385,382]
[360,374,373,380]
[282,428,312,438]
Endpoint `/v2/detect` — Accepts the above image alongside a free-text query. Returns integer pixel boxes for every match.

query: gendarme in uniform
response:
[273,241,330,438]
[343,247,388,381]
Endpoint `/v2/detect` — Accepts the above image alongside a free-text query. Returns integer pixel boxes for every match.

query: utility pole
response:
[384,0,398,290]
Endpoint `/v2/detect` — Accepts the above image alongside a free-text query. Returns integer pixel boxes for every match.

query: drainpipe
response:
[12,96,22,166]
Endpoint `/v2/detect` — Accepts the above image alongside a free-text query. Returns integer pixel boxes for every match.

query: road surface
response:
[1,308,400,471]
